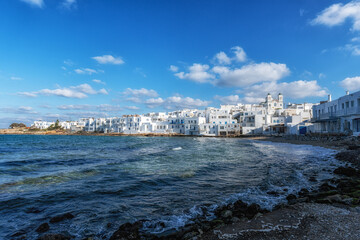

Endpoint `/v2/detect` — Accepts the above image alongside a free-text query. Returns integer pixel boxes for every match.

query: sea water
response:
[0,135,342,239]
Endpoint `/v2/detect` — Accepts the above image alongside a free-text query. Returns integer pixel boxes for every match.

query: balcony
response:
[312,107,360,122]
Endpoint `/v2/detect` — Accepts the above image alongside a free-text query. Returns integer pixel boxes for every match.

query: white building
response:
[312,91,360,136]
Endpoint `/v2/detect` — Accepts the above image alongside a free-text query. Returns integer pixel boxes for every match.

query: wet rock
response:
[286,194,297,202]
[36,223,50,233]
[11,230,27,238]
[210,219,224,228]
[49,213,74,223]
[319,182,336,192]
[231,217,240,223]
[266,191,279,196]
[315,198,332,204]
[348,145,360,150]
[298,188,309,197]
[324,194,342,203]
[109,221,142,240]
[221,210,232,219]
[334,167,358,177]
[309,176,317,182]
[182,231,198,239]
[37,234,70,240]
[245,203,261,219]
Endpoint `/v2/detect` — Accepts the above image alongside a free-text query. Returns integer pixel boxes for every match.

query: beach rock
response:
[37,234,70,240]
[221,210,232,219]
[348,145,360,150]
[324,194,342,203]
[309,176,317,182]
[36,223,50,233]
[182,231,198,239]
[286,194,297,202]
[245,203,261,219]
[298,188,309,197]
[266,191,279,196]
[49,213,74,223]
[109,221,142,240]
[319,182,336,192]
[334,167,358,177]
[231,217,240,223]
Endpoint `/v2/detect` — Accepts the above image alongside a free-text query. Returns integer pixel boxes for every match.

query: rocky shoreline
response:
[11,135,360,240]
[108,136,360,240]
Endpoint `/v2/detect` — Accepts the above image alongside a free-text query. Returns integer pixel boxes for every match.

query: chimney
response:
[328,94,332,102]
[346,91,349,95]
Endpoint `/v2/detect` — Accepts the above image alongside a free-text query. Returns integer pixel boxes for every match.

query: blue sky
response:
[1,0,360,127]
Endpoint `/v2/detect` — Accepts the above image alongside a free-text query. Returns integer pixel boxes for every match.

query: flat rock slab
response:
[200,203,360,240]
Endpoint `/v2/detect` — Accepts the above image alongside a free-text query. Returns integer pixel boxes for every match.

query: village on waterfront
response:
[20,90,360,137]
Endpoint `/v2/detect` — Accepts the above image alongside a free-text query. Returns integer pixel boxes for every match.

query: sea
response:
[0,135,343,239]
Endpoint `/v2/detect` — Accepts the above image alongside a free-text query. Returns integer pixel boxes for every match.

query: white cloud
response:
[340,76,360,91]
[92,79,106,85]
[145,97,165,108]
[169,65,179,72]
[175,64,215,83]
[98,88,108,95]
[125,106,140,110]
[18,84,107,99]
[311,1,360,32]
[63,59,74,66]
[10,76,23,81]
[232,46,247,62]
[92,55,124,65]
[214,51,231,65]
[20,0,44,8]
[145,96,210,109]
[74,68,99,75]
[18,92,37,97]
[319,73,326,79]
[61,0,76,9]
[351,37,360,42]
[341,44,360,55]
[239,80,327,103]
[213,62,290,87]
[214,95,241,105]
[58,104,122,112]
[0,106,38,115]
[173,47,289,87]
[126,97,142,103]
[122,88,159,97]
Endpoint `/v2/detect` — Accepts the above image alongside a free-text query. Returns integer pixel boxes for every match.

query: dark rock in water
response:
[221,210,232,219]
[286,194,297,202]
[245,203,261,219]
[37,233,70,240]
[36,223,50,233]
[109,221,142,240]
[267,191,279,196]
[298,188,309,197]
[334,167,358,177]
[25,207,42,214]
[309,176,317,182]
[319,182,336,192]
[49,213,74,223]
[11,230,27,237]
[348,145,360,150]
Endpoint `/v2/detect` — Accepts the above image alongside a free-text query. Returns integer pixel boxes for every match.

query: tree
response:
[9,123,26,129]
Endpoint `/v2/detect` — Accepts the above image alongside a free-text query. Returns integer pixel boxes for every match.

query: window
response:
[351,101,354,107]
[342,103,345,109]
[346,102,349,108]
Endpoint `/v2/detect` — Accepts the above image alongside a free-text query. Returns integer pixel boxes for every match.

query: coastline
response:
[5,133,360,240]
[108,135,360,240]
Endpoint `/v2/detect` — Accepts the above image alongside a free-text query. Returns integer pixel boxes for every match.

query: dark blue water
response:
[0,135,341,239]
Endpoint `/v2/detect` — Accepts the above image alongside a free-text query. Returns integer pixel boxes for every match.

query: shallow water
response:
[0,135,342,239]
